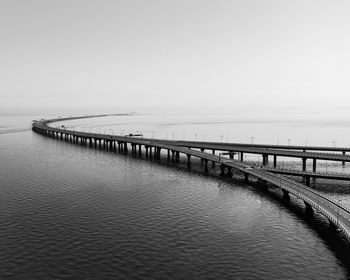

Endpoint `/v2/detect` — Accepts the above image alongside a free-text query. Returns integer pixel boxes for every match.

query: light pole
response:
[220,135,224,143]
[288,138,291,146]
[251,136,254,144]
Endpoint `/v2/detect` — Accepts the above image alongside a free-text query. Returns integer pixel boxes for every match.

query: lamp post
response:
[251,136,254,144]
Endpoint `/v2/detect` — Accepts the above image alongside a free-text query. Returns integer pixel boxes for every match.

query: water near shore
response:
[1,111,350,279]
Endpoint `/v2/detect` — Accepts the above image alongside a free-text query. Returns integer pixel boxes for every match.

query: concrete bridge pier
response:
[204,159,209,173]
[303,176,311,187]
[109,140,113,150]
[244,173,249,183]
[240,152,244,162]
[313,159,317,172]
[175,151,180,163]
[262,154,269,166]
[273,155,277,168]
[156,148,161,159]
[187,154,191,168]
[167,150,170,161]
[343,151,346,166]
[124,142,128,153]
[145,146,149,157]
[139,145,142,155]
[229,152,234,159]
[200,148,204,166]
[302,158,307,171]
[304,202,313,216]
[282,189,290,201]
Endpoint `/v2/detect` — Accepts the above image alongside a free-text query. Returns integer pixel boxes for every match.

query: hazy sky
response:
[1,0,350,112]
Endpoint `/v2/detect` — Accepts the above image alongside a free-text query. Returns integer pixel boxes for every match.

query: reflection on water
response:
[0,113,349,279]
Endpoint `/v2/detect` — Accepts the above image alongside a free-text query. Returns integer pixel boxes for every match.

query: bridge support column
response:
[139,145,142,155]
[302,158,307,171]
[175,152,180,163]
[167,150,170,161]
[343,151,346,166]
[304,202,313,216]
[244,173,249,183]
[124,142,128,153]
[282,189,290,201]
[145,146,149,157]
[313,159,317,172]
[187,154,191,168]
[212,149,216,167]
[304,176,311,187]
[204,159,209,173]
[273,155,277,168]
[229,152,234,159]
[171,150,175,162]
[200,149,204,166]
[262,154,269,166]
[240,152,244,162]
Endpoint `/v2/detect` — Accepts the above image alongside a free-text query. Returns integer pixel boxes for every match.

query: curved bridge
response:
[32,115,350,240]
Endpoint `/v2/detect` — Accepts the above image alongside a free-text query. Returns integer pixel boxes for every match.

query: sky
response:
[1,0,350,113]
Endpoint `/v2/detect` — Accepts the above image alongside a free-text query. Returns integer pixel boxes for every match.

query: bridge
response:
[140,139,350,171]
[32,115,350,240]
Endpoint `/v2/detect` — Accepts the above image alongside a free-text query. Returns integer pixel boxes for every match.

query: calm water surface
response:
[1,112,349,279]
